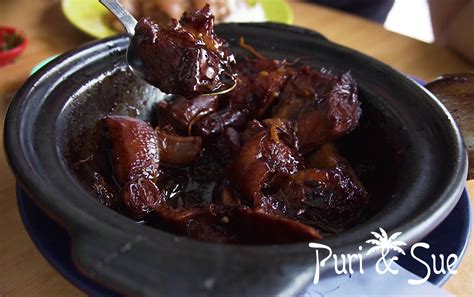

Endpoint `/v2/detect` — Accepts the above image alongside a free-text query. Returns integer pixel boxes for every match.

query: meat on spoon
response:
[131,5,236,98]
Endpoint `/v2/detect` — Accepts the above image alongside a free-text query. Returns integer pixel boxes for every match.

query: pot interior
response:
[59,29,413,243]
[10,24,464,249]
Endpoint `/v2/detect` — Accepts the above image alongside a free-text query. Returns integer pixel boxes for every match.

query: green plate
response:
[62,0,293,39]
[30,55,59,75]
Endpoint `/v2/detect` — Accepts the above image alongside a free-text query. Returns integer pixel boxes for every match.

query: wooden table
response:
[0,1,472,296]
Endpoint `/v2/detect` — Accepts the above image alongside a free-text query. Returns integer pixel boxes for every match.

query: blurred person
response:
[429,0,474,63]
[117,0,472,63]
[307,0,395,23]
[309,0,472,63]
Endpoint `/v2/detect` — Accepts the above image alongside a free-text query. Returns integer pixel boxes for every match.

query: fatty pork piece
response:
[157,95,219,134]
[273,66,361,153]
[229,57,293,118]
[189,58,293,137]
[264,144,368,232]
[229,119,304,210]
[152,203,321,244]
[103,116,163,218]
[131,5,235,98]
[155,127,202,166]
[192,107,249,137]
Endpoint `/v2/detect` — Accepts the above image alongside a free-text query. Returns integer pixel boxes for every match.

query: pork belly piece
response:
[104,116,160,184]
[233,207,322,243]
[257,143,367,231]
[103,116,162,217]
[273,166,368,232]
[153,203,321,244]
[155,127,202,166]
[157,95,218,133]
[131,5,235,97]
[273,66,361,153]
[305,143,365,189]
[230,57,293,118]
[189,58,293,137]
[229,120,304,209]
[192,107,249,137]
[153,204,237,243]
[122,177,163,217]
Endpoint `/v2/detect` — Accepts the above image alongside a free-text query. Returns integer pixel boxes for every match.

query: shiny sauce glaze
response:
[131,5,235,98]
[87,6,370,244]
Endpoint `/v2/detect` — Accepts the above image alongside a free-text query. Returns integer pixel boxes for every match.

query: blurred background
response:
[385,0,433,42]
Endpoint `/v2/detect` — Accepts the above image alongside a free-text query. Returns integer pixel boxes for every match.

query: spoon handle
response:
[99,0,138,36]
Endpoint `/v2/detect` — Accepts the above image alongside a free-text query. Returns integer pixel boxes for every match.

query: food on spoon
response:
[131,5,236,97]
[86,7,368,244]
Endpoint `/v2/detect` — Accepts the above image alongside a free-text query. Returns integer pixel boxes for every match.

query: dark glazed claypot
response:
[4,23,467,296]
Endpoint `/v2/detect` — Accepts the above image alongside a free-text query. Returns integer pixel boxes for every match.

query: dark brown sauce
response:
[63,7,405,245]
[64,67,405,245]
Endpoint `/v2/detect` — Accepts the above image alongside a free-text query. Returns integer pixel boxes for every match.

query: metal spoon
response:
[99,0,237,96]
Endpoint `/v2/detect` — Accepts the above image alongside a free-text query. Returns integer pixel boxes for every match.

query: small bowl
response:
[4,23,468,296]
[0,26,28,66]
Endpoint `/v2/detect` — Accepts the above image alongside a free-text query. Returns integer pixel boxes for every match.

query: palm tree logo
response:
[366,228,407,255]
[366,228,407,274]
